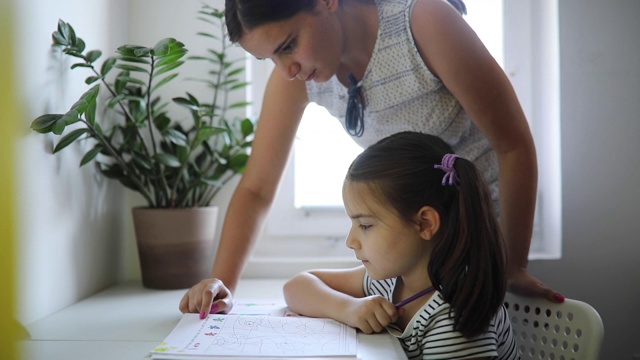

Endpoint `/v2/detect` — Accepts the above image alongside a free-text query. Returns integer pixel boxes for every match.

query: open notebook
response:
[149,300,358,359]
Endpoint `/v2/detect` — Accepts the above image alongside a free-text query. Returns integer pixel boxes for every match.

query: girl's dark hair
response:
[346,131,505,338]
[224,0,466,43]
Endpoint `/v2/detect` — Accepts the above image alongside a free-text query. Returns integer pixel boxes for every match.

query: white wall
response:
[527,1,640,358]
[14,0,129,325]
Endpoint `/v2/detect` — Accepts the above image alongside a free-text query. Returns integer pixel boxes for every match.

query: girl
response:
[283,132,519,359]
[179,0,562,316]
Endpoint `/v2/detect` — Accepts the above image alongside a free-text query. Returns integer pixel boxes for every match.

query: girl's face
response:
[238,2,343,83]
[342,181,432,281]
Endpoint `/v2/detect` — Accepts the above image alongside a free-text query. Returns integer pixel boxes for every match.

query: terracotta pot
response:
[132,206,218,289]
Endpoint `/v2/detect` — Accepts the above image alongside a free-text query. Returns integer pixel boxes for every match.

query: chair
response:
[504,293,604,360]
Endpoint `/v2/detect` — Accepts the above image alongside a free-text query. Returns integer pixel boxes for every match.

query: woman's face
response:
[238,3,343,83]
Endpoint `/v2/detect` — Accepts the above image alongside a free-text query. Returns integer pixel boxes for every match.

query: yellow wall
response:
[0,0,19,358]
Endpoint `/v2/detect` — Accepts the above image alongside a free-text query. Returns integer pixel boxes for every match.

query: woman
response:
[179,0,563,318]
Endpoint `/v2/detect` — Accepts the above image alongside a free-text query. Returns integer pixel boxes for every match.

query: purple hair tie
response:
[434,154,460,185]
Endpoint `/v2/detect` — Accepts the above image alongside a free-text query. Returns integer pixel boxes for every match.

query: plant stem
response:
[79,119,155,206]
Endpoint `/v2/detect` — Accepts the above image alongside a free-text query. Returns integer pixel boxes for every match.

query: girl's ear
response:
[416,206,440,240]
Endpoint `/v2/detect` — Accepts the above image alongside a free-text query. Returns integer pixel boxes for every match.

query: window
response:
[244,0,561,277]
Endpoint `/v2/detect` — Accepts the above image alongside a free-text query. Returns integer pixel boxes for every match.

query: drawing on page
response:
[194,315,352,356]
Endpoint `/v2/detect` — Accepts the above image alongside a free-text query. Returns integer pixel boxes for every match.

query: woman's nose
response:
[276,58,300,80]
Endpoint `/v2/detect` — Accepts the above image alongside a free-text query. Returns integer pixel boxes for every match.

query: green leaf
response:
[70,99,89,115]
[117,45,149,57]
[151,73,179,92]
[70,85,99,114]
[240,118,254,138]
[152,38,176,57]
[165,128,188,147]
[229,153,249,172]
[153,113,170,131]
[229,82,250,91]
[54,128,88,153]
[194,126,225,148]
[60,110,80,126]
[177,146,189,163]
[173,97,200,110]
[228,101,251,109]
[80,145,103,166]
[226,67,245,77]
[31,114,63,133]
[154,61,183,76]
[156,50,187,67]
[85,50,102,63]
[200,177,224,187]
[75,38,85,53]
[114,64,149,73]
[117,76,147,87]
[195,31,218,39]
[71,63,92,69]
[85,97,97,126]
[100,56,117,76]
[132,156,153,170]
[52,31,67,46]
[154,153,181,167]
[116,55,151,64]
[57,20,72,44]
[53,117,66,136]
[85,76,101,85]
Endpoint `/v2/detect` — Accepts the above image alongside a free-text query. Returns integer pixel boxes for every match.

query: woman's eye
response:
[282,41,295,54]
[359,224,372,231]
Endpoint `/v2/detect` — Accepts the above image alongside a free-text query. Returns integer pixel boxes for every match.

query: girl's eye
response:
[359,224,372,231]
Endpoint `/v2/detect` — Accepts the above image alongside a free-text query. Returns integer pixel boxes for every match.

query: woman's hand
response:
[341,296,399,334]
[508,267,565,303]
[179,278,234,319]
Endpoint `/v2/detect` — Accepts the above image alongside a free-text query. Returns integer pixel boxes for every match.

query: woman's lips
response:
[305,70,316,82]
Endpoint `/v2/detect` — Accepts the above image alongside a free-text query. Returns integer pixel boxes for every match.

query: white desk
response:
[21,279,407,360]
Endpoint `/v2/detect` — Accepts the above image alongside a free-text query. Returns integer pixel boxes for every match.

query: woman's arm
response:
[284,266,399,333]
[179,69,310,315]
[409,0,562,302]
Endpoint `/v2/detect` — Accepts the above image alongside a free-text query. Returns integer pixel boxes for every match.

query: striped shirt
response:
[364,275,520,360]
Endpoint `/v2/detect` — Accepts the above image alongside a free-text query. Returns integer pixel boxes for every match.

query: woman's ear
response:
[416,206,440,240]
[321,0,339,12]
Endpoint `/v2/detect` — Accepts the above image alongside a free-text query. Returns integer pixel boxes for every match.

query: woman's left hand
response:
[507,267,565,303]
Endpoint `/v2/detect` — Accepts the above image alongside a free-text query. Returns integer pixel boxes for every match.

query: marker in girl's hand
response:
[394,287,435,309]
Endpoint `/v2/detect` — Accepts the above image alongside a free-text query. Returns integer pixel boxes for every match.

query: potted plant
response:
[29,4,254,289]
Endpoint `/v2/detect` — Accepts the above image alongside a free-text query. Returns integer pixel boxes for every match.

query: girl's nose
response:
[345,230,360,250]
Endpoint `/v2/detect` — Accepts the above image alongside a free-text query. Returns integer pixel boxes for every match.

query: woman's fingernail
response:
[199,310,206,319]
[554,293,565,302]
[210,305,218,314]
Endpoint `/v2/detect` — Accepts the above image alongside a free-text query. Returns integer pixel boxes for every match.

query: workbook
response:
[149,300,358,359]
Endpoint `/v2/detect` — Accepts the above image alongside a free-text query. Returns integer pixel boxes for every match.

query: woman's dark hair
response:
[346,131,505,338]
[224,0,466,43]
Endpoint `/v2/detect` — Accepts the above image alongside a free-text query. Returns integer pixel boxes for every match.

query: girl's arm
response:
[410,0,562,302]
[179,69,309,315]
[284,266,399,334]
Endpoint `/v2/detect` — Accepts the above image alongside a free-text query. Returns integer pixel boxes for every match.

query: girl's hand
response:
[179,278,234,319]
[508,268,565,303]
[341,296,399,334]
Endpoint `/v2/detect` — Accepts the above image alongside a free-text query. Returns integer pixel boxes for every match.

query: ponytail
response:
[428,157,506,338]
